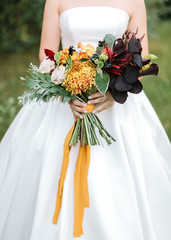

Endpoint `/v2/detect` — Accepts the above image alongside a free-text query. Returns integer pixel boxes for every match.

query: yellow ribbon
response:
[52,104,94,237]
[82,104,95,113]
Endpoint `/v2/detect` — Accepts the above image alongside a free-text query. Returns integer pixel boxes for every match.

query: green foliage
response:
[54,52,61,63]
[65,56,73,72]
[103,34,116,48]
[0,0,44,53]
[18,64,75,105]
[95,71,110,95]
[0,96,17,138]
[162,0,171,18]
[145,0,169,35]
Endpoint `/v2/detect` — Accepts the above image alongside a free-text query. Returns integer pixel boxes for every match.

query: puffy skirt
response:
[0,90,171,240]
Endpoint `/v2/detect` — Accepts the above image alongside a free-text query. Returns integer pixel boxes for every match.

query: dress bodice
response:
[60,7,130,50]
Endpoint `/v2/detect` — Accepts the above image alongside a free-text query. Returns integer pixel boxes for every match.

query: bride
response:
[0,0,171,239]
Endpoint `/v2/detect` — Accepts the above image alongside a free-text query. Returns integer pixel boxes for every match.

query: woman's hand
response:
[69,91,115,121]
[87,90,115,113]
[69,100,87,121]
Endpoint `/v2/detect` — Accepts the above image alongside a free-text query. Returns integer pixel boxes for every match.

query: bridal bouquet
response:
[19,31,159,237]
[19,31,159,147]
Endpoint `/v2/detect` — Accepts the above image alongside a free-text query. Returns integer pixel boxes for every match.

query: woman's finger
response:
[88,92,104,99]
[74,115,77,122]
[73,110,83,119]
[94,102,108,113]
[70,99,86,107]
[87,97,105,105]
[94,100,114,113]
[73,105,88,114]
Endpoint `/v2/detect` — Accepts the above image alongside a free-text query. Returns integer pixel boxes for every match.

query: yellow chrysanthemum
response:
[62,61,96,95]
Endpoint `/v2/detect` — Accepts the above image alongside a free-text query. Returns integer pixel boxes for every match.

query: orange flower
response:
[71,51,80,62]
[59,48,69,64]
[62,61,96,95]
[59,48,89,64]
[77,42,95,57]
[59,43,95,65]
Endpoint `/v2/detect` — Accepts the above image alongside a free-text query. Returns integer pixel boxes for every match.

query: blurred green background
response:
[0,0,171,141]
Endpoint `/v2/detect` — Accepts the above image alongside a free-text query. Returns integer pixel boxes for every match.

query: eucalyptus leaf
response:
[29,72,39,80]
[24,81,38,88]
[50,86,59,93]
[34,71,47,80]
[103,34,116,48]
[40,82,51,88]
[37,89,46,95]
[96,46,104,55]
[45,73,52,82]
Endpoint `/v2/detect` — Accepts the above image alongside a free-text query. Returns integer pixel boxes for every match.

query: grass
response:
[142,20,171,140]
[0,50,39,139]
[0,20,171,141]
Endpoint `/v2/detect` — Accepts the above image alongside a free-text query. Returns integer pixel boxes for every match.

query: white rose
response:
[51,65,66,85]
[38,58,55,74]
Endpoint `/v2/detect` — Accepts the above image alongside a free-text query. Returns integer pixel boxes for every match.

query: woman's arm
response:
[39,0,61,63]
[128,0,149,57]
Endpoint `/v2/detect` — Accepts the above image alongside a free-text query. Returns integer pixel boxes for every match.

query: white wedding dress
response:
[0,7,171,240]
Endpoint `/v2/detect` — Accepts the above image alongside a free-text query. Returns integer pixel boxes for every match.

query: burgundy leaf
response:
[113,40,126,55]
[139,64,159,77]
[112,88,128,104]
[133,53,143,68]
[129,80,143,94]
[109,75,117,89]
[114,76,132,91]
[106,67,121,75]
[142,58,151,66]
[114,50,127,60]
[128,37,141,53]
[124,65,139,84]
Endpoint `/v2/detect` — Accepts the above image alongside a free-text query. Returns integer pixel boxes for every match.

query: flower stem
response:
[83,114,91,146]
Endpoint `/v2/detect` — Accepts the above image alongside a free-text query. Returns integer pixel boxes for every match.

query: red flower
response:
[44,49,55,61]
[101,45,113,62]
